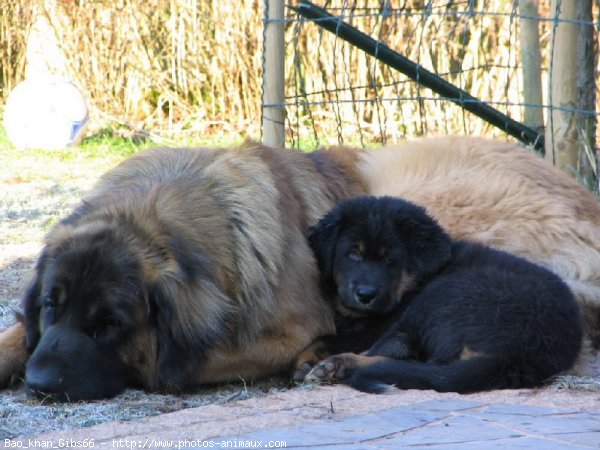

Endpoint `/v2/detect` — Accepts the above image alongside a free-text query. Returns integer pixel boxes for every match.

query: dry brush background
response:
[1,0,598,147]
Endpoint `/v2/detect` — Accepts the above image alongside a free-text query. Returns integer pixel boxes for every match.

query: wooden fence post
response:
[262,0,286,149]
[545,0,578,172]
[576,0,598,192]
[518,0,544,133]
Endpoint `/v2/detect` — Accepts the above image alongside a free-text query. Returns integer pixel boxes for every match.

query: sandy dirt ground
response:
[1,153,599,441]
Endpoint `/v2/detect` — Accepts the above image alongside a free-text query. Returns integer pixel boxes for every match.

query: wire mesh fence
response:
[273,0,599,188]
[1,1,598,189]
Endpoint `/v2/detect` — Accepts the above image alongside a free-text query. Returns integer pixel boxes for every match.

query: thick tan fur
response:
[96,144,360,387]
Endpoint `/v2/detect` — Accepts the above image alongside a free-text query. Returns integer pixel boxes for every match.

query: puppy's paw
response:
[292,361,315,383]
[305,353,360,383]
[292,339,332,383]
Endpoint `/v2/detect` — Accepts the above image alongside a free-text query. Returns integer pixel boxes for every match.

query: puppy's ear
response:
[396,209,452,278]
[308,207,344,285]
[150,271,234,392]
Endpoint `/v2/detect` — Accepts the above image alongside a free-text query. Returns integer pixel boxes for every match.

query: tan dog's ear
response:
[22,251,49,352]
[149,264,235,392]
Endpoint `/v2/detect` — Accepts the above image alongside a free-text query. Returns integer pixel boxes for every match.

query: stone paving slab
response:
[215,400,600,450]
[5,386,600,449]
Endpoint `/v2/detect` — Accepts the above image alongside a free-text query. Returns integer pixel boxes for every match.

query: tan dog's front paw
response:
[0,323,28,388]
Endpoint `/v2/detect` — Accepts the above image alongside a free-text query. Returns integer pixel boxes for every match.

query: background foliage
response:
[0,1,598,152]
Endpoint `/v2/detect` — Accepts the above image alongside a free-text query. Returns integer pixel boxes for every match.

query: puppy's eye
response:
[348,249,363,261]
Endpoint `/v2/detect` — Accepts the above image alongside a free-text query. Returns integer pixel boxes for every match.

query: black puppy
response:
[305,196,583,393]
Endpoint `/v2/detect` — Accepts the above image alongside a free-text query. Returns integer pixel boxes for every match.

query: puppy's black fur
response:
[307,196,583,393]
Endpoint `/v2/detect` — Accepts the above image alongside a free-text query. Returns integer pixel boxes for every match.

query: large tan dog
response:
[0,144,364,400]
[0,137,598,399]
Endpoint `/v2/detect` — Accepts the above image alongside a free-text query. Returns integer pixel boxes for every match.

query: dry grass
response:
[49,0,263,138]
[1,0,264,140]
[0,1,33,99]
[0,1,597,151]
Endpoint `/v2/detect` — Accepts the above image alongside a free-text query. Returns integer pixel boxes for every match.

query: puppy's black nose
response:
[355,285,378,304]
